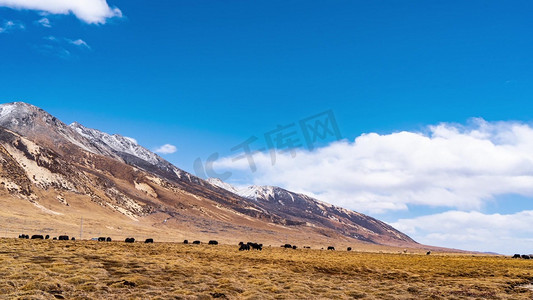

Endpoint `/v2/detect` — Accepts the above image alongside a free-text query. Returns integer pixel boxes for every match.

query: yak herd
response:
[16,233,344,252]
[17,233,533,259]
[18,234,74,241]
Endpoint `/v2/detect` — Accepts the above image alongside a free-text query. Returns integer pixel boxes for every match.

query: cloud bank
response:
[154,144,177,154]
[214,118,533,214]
[392,210,533,255]
[0,0,122,24]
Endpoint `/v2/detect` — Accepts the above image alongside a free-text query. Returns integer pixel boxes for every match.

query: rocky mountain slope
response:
[0,102,416,247]
[208,179,414,245]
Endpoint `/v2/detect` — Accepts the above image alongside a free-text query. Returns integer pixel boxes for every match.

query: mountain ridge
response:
[0,101,417,247]
[207,178,415,244]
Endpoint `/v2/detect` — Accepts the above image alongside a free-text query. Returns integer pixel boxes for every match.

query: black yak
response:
[248,242,262,251]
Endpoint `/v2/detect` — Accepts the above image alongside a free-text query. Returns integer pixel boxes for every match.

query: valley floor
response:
[0,239,532,299]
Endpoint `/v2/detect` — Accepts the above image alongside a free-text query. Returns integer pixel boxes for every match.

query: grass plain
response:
[0,239,532,299]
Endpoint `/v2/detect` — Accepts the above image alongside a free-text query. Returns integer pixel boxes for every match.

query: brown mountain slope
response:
[0,102,417,248]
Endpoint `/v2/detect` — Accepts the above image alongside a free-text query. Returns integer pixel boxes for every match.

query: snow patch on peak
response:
[0,102,44,123]
[207,178,289,202]
[207,178,239,194]
[69,122,159,165]
[206,178,281,201]
[239,185,278,200]
[124,136,138,145]
[0,103,18,120]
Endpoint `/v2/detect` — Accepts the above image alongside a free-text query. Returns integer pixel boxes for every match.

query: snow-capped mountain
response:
[0,102,112,155]
[208,179,415,245]
[0,103,201,186]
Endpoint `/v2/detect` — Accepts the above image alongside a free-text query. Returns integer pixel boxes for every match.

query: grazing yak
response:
[248,242,262,250]
[106,237,112,242]
[145,238,154,243]
[282,244,292,249]
[45,235,50,240]
[239,243,250,251]
[327,246,335,251]
[292,245,297,250]
[208,240,218,245]
[522,254,530,259]
[52,237,57,240]
[183,240,189,244]
[98,237,106,242]
[125,237,135,243]
[347,247,352,251]
[426,251,431,255]
[71,237,76,241]
[31,235,44,240]
[512,254,521,258]
[18,234,29,239]
[192,240,201,245]
[58,235,69,241]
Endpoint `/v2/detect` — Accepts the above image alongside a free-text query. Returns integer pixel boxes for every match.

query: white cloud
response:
[0,20,24,33]
[214,118,533,214]
[39,36,91,58]
[154,144,177,154]
[36,43,71,59]
[36,17,51,27]
[68,38,90,49]
[391,210,533,255]
[0,0,122,24]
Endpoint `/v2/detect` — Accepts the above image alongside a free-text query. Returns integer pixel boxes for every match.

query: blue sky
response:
[2,1,533,254]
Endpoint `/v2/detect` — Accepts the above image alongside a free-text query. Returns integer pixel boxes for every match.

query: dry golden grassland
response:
[0,239,532,299]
